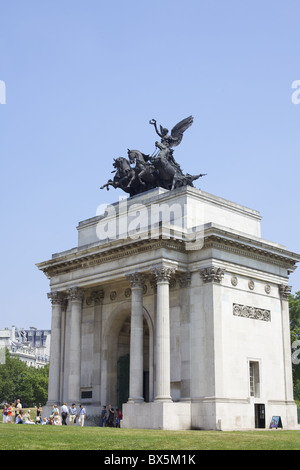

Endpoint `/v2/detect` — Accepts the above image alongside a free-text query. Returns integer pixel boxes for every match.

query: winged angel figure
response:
[101,116,206,196]
[149,115,194,148]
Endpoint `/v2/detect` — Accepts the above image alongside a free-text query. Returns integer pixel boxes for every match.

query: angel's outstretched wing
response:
[169,115,194,147]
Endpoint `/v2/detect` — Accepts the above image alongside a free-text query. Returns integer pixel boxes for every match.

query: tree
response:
[289,292,300,400]
[0,349,49,406]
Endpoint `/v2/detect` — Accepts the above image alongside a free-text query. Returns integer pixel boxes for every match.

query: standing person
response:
[69,403,77,425]
[100,406,107,427]
[107,405,115,427]
[36,405,42,424]
[6,403,13,423]
[11,403,15,423]
[78,404,86,427]
[61,403,68,425]
[51,404,59,416]
[2,404,8,423]
[116,408,123,428]
[15,399,22,420]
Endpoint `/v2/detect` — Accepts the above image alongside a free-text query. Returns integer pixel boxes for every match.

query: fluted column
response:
[47,291,66,405]
[279,284,294,401]
[151,265,176,402]
[67,286,84,404]
[87,289,104,406]
[126,273,146,403]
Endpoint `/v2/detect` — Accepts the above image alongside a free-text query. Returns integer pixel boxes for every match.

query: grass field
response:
[0,423,300,450]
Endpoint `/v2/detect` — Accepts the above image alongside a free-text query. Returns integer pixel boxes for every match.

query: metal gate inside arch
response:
[117,353,129,409]
[117,353,150,409]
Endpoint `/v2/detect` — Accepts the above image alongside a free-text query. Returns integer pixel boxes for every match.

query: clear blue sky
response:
[0,0,299,329]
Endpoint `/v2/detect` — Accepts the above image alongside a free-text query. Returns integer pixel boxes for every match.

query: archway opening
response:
[117,315,150,409]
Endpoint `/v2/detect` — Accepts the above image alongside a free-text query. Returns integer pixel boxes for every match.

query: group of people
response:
[2,399,24,424]
[1,400,87,426]
[100,405,122,427]
[2,400,123,427]
[46,403,87,426]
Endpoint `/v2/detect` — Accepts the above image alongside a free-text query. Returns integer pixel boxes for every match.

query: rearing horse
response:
[100,157,136,196]
[127,149,158,189]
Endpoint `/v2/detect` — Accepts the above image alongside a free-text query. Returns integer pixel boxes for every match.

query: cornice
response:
[37,225,300,279]
[203,227,300,270]
[37,238,186,278]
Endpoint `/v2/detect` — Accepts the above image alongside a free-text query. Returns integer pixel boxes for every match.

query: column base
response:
[154,396,173,403]
[46,400,59,406]
[127,397,144,404]
[122,402,191,430]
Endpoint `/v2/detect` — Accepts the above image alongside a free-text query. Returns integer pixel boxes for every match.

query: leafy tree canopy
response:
[0,349,49,407]
[290,292,300,400]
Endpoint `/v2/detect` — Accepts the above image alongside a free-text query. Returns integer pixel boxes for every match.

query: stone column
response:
[279,284,294,401]
[47,291,66,405]
[67,286,84,404]
[126,273,146,403]
[151,265,176,402]
[87,289,104,406]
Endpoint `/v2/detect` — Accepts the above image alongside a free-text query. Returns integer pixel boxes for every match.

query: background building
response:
[0,326,51,368]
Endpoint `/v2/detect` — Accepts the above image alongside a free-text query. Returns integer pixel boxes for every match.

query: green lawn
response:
[0,423,300,450]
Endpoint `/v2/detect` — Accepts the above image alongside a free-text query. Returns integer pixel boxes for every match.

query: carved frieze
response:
[265,284,271,294]
[233,303,271,322]
[124,287,131,298]
[110,291,117,301]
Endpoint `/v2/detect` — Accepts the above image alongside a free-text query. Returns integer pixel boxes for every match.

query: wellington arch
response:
[37,185,300,430]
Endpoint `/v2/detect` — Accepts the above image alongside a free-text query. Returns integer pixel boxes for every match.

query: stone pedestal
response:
[122,402,191,430]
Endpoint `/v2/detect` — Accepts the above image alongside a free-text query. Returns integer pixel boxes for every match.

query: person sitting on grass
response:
[54,411,62,425]
[15,411,24,424]
[23,410,35,424]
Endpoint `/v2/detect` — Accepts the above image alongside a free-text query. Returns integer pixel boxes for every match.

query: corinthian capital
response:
[47,291,67,306]
[151,265,176,283]
[86,289,104,306]
[200,266,225,283]
[126,272,147,289]
[67,286,84,302]
[279,284,292,300]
